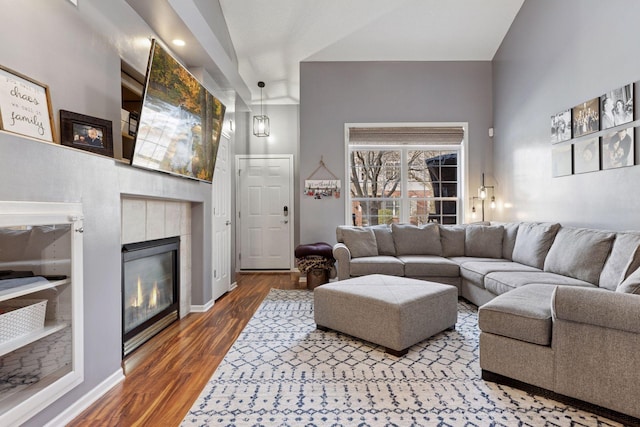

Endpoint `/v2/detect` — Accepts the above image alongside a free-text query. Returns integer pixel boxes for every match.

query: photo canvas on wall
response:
[600,83,633,130]
[572,97,599,137]
[602,127,634,170]
[551,144,573,177]
[551,109,572,143]
[573,137,599,174]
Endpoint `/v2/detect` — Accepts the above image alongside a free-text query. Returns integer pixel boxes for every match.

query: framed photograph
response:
[573,137,600,174]
[0,65,55,142]
[600,83,633,130]
[551,144,573,177]
[602,127,634,170]
[60,110,113,157]
[572,97,599,137]
[551,109,572,143]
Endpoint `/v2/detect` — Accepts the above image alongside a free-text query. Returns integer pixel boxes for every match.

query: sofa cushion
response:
[543,227,615,285]
[448,256,506,265]
[512,222,561,269]
[392,223,442,256]
[484,271,594,295]
[350,256,404,277]
[479,284,556,346]
[397,255,459,277]
[460,261,540,289]
[600,232,640,291]
[464,225,504,259]
[341,227,378,258]
[439,225,466,257]
[617,266,640,294]
[371,225,396,256]
[501,222,521,260]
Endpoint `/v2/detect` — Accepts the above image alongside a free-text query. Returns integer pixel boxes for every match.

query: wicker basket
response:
[0,299,47,342]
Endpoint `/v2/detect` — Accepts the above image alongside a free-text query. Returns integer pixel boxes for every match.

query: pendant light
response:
[253,81,270,137]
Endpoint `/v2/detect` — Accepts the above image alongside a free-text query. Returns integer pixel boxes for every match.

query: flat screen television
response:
[130,39,226,183]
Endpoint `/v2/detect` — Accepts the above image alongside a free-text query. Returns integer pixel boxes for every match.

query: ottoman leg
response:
[386,347,408,357]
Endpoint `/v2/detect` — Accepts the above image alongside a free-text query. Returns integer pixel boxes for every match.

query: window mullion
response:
[400,148,409,223]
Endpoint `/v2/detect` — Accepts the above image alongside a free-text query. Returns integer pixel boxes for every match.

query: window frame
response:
[344,123,468,226]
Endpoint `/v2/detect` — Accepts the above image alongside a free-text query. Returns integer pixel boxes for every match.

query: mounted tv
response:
[130,39,226,183]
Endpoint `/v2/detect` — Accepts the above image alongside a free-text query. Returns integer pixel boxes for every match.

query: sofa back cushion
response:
[371,224,396,256]
[544,227,615,285]
[617,265,640,294]
[599,232,640,291]
[392,223,442,256]
[501,222,521,260]
[512,222,561,269]
[439,225,466,257]
[464,225,504,259]
[341,227,378,258]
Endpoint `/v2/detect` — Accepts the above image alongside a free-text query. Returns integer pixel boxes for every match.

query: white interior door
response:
[237,156,292,269]
[212,135,231,300]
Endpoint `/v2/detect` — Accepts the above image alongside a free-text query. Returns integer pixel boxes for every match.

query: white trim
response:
[43,369,125,427]
[344,122,468,225]
[229,281,238,291]
[235,154,295,270]
[190,299,215,313]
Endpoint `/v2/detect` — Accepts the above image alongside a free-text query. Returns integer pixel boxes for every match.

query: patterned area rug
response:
[182,289,619,426]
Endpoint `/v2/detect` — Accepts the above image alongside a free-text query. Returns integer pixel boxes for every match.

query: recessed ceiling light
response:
[172,39,186,47]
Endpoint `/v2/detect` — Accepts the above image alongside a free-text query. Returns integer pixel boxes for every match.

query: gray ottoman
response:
[314,274,458,356]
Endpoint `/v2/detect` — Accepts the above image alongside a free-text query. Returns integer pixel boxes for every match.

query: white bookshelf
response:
[0,202,84,426]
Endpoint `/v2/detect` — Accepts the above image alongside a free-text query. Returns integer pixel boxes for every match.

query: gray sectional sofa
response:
[332,222,640,422]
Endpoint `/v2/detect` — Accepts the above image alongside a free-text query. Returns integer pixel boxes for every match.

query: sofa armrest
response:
[552,286,640,334]
[333,243,351,280]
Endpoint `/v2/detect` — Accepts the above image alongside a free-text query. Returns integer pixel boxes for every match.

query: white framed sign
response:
[0,65,55,142]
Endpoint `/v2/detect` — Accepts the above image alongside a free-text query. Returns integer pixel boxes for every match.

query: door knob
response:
[225,220,231,226]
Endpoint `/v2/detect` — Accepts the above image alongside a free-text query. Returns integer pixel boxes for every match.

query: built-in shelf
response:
[0,278,70,302]
[0,321,68,357]
[0,201,84,426]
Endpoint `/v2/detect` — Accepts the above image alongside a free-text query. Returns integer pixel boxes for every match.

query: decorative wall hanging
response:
[551,108,572,143]
[305,157,341,199]
[60,110,113,157]
[573,137,599,174]
[0,65,55,143]
[602,127,634,170]
[572,97,600,137]
[600,83,633,130]
[551,145,573,177]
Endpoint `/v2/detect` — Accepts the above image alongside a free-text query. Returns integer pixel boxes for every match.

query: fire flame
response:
[131,277,143,308]
[149,282,159,309]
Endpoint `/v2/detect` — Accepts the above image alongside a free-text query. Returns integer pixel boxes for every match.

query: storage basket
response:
[0,299,47,342]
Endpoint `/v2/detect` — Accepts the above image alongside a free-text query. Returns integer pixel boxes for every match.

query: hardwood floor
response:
[68,272,303,427]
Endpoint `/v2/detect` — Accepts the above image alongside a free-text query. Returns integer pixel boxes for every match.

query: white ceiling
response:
[220,0,525,105]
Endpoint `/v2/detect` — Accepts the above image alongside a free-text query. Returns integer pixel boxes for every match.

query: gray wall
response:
[299,61,494,244]
[493,0,640,230]
[0,1,224,425]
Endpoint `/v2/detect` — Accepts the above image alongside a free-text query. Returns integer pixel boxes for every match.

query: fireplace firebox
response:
[121,236,180,357]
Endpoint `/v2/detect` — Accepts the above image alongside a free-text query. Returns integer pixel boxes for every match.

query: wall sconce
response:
[470,196,480,220]
[475,173,497,221]
[253,81,270,137]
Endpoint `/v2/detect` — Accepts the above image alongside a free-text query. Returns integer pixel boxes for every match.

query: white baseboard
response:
[190,299,214,313]
[44,369,125,427]
[229,281,238,291]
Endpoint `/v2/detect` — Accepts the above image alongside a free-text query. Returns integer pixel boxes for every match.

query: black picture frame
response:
[572,97,599,137]
[60,110,113,157]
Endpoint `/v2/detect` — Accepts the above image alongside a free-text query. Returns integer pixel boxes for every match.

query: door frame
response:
[235,154,295,271]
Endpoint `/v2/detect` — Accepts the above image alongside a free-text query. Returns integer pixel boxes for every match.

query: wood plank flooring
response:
[68,272,302,427]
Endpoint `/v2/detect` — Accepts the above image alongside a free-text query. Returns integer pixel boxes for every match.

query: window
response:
[346,125,465,226]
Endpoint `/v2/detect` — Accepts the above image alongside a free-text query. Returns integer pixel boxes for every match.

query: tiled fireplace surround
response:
[121,197,192,318]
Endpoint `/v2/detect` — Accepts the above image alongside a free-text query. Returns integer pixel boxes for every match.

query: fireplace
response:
[121,236,180,357]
